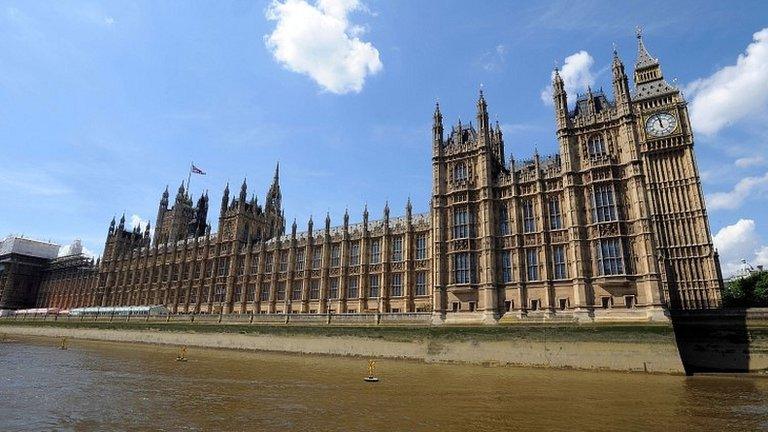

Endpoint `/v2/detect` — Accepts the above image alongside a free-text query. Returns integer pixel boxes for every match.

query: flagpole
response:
[187,162,193,192]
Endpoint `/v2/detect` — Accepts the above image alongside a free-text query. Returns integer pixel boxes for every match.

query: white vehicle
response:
[68,305,169,317]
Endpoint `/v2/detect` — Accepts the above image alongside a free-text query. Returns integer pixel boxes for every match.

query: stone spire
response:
[239,178,247,203]
[633,28,675,99]
[220,182,230,216]
[433,101,444,151]
[406,197,412,222]
[612,46,631,110]
[266,162,282,215]
[635,27,658,69]
[160,185,169,205]
[552,67,569,129]
[476,87,489,137]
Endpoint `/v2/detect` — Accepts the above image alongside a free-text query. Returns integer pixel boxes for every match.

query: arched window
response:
[587,135,606,157]
[454,163,467,181]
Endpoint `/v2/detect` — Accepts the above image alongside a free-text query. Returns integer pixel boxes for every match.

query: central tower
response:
[432,91,507,323]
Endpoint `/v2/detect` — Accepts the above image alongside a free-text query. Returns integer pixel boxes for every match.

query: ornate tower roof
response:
[635,28,658,69]
[633,29,676,100]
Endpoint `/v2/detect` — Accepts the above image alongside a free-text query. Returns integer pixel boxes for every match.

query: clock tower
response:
[632,30,722,308]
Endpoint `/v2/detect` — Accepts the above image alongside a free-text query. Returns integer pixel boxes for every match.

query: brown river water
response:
[1,336,767,432]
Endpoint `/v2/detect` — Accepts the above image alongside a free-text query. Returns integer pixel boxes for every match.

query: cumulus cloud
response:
[713,219,768,275]
[735,156,766,168]
[541,50,595,105]
[706,172,768,210]
[265,0,383,94]
[130,214,150,231]
[58,239,95,258]
[686,27,768,136]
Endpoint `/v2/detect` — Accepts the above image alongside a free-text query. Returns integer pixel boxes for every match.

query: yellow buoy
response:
[176,345,188,362]
[59,337,68,350]
[364,359,379,382]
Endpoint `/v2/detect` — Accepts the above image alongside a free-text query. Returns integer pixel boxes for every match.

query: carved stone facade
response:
[34,33,722,323]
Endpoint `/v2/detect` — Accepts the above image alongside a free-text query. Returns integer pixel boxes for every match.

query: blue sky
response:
[1,0,767,275]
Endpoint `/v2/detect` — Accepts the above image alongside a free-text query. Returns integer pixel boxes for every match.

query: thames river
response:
[1,336,767,432]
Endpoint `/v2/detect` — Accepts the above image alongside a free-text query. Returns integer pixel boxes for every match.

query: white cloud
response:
[686,27,768,136]
[104,16,115,26]
[706,172,768,210]
[130,214,150,231]
[541,50,595,105]
[712,219,768,275]
[735,156,766,168]
[264,0,382,94]
[480,44,508,72]
[57,239,95,258]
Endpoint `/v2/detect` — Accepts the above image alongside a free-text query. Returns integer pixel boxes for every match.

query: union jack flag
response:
[191,164,206,175]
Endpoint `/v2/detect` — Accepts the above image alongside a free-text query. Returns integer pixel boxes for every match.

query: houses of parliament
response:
[2,33,723,323]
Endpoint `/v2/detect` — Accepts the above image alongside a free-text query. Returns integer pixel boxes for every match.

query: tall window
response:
[349,242,360,265]
[415,272,427,296]
[309,280,320,299]
[370,240,381,264]
[453,208,469,239]
[218,258,228,277]
[369,275,380,298]
[501,251,513,283]
[588,134,606,157]
[291,281,302,300]
[328,277,339,299]
[499,204,509,235]
[246,284,255,302]
[526,249,539,281]
[391,273,403,297]
[312,247,322,269]
[233,284,242,301]
[552,245,567,279]
[548,197,562,230]
[454,253,472,284]
[214,285,226,302]
[276,282,285,301]
[523,200,536,233]
[347,277,359,298]
[264,253,273,273]
[597,239,624,275]
[593,185,617,222]
[260,282,270,301]
[250,256,260,274]
[415,235,427,260]
[454,162,467,181]
[296,249,305,271]
[391,236,403,262]
[331,245,341,267]
[279,251,288,272]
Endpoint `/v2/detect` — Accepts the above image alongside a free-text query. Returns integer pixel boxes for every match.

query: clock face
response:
[645,112,678,137]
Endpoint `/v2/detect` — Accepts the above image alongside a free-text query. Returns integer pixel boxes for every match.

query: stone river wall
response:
[2,307,767,375]
[0,323,686,374]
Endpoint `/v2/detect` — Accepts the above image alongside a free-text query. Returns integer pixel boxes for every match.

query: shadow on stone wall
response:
[670,309,751,375]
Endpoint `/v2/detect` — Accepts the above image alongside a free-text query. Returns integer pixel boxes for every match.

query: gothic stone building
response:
[33,34,723,323]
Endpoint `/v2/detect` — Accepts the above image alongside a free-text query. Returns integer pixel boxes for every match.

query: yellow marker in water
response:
[176,345,188,362]
[59,337,68,350]
[364,359,379,382]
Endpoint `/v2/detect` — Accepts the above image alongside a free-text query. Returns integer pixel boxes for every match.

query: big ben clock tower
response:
[632,29,722,308]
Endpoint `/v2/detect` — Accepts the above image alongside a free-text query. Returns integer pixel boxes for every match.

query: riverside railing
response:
[0,311,434,327]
